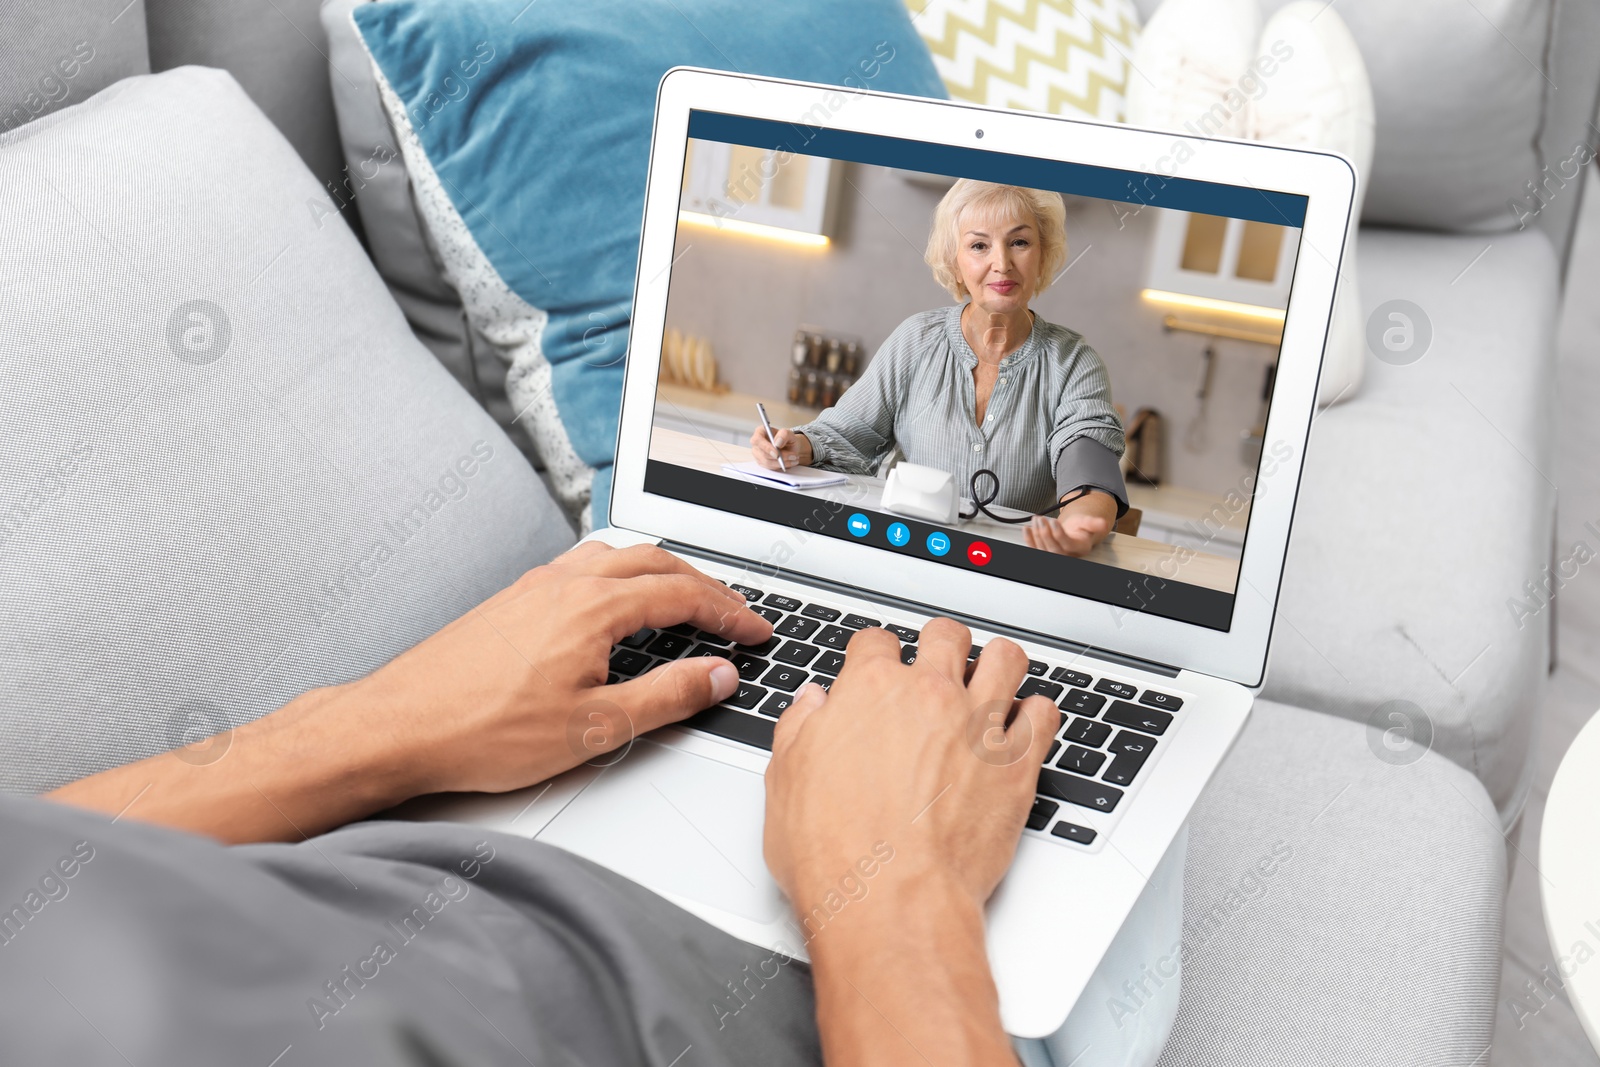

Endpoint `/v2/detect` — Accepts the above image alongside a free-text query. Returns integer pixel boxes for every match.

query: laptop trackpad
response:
[535,740,787,924]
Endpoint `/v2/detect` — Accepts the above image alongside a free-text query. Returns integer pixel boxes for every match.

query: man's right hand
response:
[749,426,813,470]
[762,619,1056,1067]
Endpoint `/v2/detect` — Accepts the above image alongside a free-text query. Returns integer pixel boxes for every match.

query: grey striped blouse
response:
[795,304,1127,515]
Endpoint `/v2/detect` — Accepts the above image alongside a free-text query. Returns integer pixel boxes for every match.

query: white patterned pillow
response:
[907,0,1143,122]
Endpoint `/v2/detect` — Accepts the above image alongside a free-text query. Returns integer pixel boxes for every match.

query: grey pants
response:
[0,794,1180,1066]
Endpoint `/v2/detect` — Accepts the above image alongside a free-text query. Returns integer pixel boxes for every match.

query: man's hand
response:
[363,541,773,796]
[749,426,813,470]
[1024,488,1117,556]
[47,542,772,842]
[763,619,1056,1066]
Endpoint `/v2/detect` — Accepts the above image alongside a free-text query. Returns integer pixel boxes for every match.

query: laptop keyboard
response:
[607,582,1185,849]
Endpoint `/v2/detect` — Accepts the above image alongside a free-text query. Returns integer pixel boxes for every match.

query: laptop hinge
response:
[662,540,1182,679]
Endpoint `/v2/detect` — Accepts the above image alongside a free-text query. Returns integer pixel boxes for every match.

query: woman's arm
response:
[46,543,772,843]
[1024,487,1118,556]
[782,318,922,474]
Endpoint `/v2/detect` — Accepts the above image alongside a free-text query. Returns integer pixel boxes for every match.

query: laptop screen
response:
[642,109,1310,632]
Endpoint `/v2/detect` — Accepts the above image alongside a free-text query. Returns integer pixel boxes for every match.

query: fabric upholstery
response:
[0,0,149,135]
[1156,699,1505,1065]
[907,0,1144,122]
[0,67,573,795]
[1263,225,1559,822]
[348,0,949,530]
[1129,0,1588,236]
[144,0,348,195]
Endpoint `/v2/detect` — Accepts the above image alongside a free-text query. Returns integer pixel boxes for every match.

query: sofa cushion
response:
[0,67,574,795]
[143,0,348,195]
[0,0,149,135]
[1155,699,1504,1065]
[1131,0,1560,233]
[1263,225,1559,822]
[908,0,1144,122]
[345,0,949,530]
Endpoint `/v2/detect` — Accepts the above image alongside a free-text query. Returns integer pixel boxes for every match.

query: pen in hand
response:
[757,402,787,471]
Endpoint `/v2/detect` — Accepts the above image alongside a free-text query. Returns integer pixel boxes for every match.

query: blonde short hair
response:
[924,180,1068,301]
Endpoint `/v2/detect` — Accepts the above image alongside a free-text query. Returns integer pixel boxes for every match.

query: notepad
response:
[721,461,849,490]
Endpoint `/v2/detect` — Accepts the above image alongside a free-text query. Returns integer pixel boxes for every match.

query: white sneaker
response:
[1248,1,1375,407]
[1124,0,1260,138]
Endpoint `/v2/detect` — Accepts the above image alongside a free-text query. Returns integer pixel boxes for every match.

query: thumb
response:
[606,655,740,732]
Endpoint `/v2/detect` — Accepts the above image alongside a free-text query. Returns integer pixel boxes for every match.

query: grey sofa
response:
[4,0,1594,1061]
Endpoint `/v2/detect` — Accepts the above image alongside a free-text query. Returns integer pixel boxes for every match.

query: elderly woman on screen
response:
[750,179,1127,557]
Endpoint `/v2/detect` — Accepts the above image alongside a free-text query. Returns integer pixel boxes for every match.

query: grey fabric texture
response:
[0,66,574,795]
[1155,699,1505,1066]
[0,794,821,1066]
[1126,0,1594,236]
[0,0,149,135]
[144,0,348,196]
[1262,225,1558,824]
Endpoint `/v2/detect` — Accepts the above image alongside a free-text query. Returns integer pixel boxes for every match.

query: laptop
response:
[409,67,1354,1039]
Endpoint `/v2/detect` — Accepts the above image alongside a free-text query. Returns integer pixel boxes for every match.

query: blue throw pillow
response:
[352,0,946,529]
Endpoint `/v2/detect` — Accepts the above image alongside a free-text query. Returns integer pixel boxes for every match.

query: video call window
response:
[644,112,1308,632]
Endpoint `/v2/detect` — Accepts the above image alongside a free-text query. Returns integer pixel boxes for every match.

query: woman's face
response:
[956,208,1041,318]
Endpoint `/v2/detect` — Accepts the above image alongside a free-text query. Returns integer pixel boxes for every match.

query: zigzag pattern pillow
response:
[908,0,1142,122]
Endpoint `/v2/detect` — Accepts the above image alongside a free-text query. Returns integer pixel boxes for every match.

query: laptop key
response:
[694,630,733,647]
[761,665,809,692]
[814,676,835,692]
[606,673,619,685]
[1103,701,1172,736]
[1017,677,1064,701]
[731,654,769,682]
[773,641,819,667]
[1140,690,1184,711]
[1056,745,1107,777]
[729,584,764,602]
[1061,689,1106,716]
[813,651,846,676]
[686,705,773,749]
[1051,667,1092,687]
[764,594,803,612]
[1027,659,1048,676]
[685,643,729,659]
[645,633,695,659]
[1027,797,1059,831]
[725,682,767,709]
[885,624,920,643]
[1064,718,1112,747]
[1046,740,1061,765]
[759,691,795,718]
[1108,731,1156,758]
[840,613,879,630]
[899,644,918,665]
[801,603,842,622]
[1105,751,1151,787]
[735,635,782,657]
[666,623,697,637]
[1095,679,1137,700]
[1037,769,1122,813]
[969,645,983,660]
[751,605,784,625]
[775,615,821,640]
[608,649,652,677]
[620,627,655,648]
[814,625,853,650]
[1050,821,1098,845]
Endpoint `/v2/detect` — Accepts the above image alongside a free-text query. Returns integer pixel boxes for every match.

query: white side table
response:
[1541,706,1600,1053]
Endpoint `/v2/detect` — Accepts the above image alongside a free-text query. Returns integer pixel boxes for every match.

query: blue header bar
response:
[687,110,1307,228]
